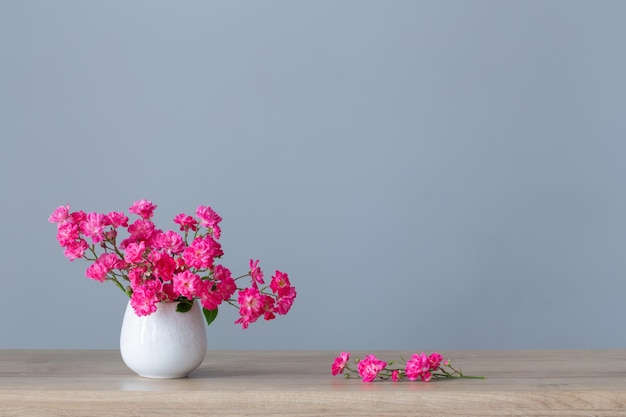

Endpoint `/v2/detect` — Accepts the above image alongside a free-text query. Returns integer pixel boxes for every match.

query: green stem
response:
[108,275,130,297]
[233,273,250,281]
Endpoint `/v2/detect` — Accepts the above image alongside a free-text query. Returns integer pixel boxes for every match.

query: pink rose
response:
[130,280,163,316]
[198,280,223,311]
[182,237,222,270]
[105,211,129,228]
[124,241,146,264]
[129,199,157,219]
[235,287,264,329]
[127,267,147,289]
[150,251,176,281]
[85,260,108,282]
[270,270,291,296]
[100,253,125,270]
[153,230,185,254]
[405,353,430,381]
[249,259,264,286]
[56,222,79,247]
[261,294,276,321]
[357,355,387,382]
[49,205,70,223]
[428,352,444,371]
[173,213,198,232]
[69,210,86,224]
[63,239,88,261]
[214,265,236,301]
[196,205,222,239]
[126,219,156,242]
[275,286,296,315]
[80,212,106,244]
[173,270,201,299]
[331,352,350,376]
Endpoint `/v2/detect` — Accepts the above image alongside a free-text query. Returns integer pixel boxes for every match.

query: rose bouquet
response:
[332,351,484,382]
[49,199,296,328]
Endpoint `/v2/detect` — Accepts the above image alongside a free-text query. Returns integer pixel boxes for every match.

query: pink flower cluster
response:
[332,351,481,382]
[404,352,443,382]
[49,200,296,327]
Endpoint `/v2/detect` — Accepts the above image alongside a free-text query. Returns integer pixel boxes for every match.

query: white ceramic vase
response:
[120,300,207,379]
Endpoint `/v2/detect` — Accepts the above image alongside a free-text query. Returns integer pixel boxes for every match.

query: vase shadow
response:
[190,366,281,379]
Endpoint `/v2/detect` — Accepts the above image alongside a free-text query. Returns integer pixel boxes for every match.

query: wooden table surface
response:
[1,349,625,416]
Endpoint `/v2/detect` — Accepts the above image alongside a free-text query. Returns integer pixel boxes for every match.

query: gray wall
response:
[2,1,625,350]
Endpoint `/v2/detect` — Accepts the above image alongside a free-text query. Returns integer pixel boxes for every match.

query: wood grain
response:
[1,350,625,416]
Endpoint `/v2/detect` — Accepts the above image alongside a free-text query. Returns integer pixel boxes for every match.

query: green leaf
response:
[203,307,218,326]
[176,300,194,313]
